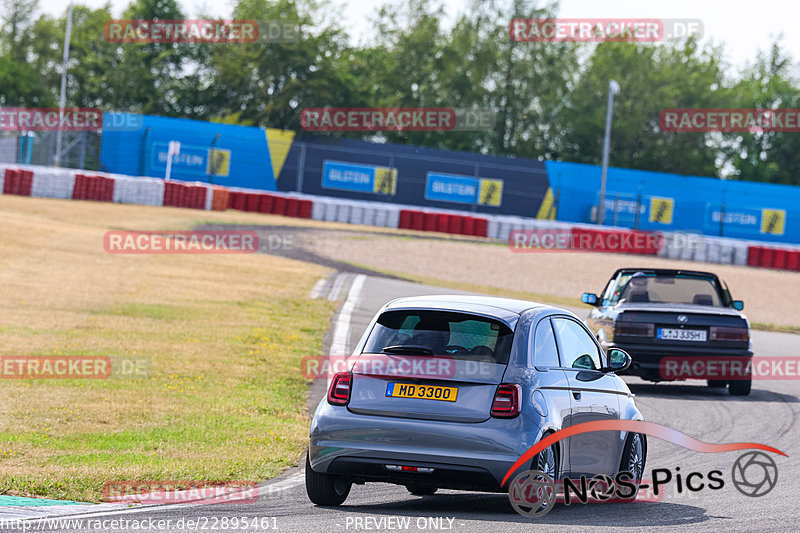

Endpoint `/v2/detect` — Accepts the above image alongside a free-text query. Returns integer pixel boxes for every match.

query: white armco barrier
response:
[311,199,326,221]
[493,216,514,242]
[349,205,365,226]
[335,203,351,224]
[487,217,500,240]
[31,168,76,199]
[323,200,338,222]
[732,242,749,266]
[374,206,395,227]
[113,176,165,206]
[361,206,377,227]
[705,239,721,263]
[662,234,682,259]
[205,186,213,211]
[0,164,10,192]
[691,237,707,262]
[385,207,399,228]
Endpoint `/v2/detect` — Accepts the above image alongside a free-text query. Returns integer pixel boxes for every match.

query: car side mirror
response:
[582,293,599,306]
[603,348,632,373]
[732,300,744,311]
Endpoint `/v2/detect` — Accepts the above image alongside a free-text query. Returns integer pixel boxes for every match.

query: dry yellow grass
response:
[0,196,336,501]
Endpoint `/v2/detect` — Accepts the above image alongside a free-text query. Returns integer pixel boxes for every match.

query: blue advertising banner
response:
[150,142,209,177]
[322,160,398,195]
[705,206,786,236]
[425,172,478,204]
[601,195,645,226]
[322,160,376,193]
[705,206,760,233]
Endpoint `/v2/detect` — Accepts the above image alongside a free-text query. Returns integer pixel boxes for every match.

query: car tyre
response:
[524,437,559,514]
[305,451,351,506]
[618,432,647,499]
[407,486,437,496]
[729,377,752,396]
[707,380,728,388]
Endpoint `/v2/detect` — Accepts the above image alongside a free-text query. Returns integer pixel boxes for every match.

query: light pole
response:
[54,0,74,167]
[598,79,620,226]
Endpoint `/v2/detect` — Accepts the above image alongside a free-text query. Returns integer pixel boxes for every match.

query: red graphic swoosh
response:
[501,420,787,487]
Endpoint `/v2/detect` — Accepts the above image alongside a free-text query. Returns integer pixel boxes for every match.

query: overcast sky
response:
[32,0,799,72]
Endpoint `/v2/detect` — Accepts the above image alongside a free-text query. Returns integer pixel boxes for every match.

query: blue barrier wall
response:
[546,161,800,243]
[276,136,550,217]
[98,112,800,244]
[100,113,278,190]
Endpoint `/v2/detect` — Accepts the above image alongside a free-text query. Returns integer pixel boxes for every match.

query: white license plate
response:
[658,328,707,342]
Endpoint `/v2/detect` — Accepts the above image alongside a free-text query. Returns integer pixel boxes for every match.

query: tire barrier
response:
[225,191,313,219]
[72,174,115,202]
[2,163,797,272]
[162,182,208,209]
[211,187,230,211]
[2,168,34,196]
[397,209,489,237]
[748,245,800,271]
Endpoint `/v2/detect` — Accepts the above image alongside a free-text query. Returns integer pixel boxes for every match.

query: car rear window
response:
[610,273,724,306]
[363,310,514,364]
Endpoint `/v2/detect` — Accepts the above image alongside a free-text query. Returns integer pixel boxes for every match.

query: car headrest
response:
[693,294,713,306]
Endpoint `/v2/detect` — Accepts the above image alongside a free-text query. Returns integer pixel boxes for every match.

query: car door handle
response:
[572,391,581,401]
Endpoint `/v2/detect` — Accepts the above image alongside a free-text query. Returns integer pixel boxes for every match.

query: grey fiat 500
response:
[306,295,646,506]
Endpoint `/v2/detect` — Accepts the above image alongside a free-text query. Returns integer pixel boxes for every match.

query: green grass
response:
[0,196,336,502]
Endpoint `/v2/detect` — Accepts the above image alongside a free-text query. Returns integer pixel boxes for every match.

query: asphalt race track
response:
[19,275,800,533]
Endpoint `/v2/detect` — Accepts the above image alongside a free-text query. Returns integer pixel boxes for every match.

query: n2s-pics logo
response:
[505,420,785,517]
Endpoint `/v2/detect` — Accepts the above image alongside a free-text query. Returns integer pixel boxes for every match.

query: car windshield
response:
[363,310,514,364]
[609,273,724,306]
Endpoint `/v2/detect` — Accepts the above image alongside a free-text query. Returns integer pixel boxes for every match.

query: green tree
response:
[559,39,726,177]
[208,0,359,130]
[724,39,800,185]
[0,0,52,105]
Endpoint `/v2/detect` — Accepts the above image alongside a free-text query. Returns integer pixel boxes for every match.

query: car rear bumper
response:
[308,402,534,492]
[604,342,753,380]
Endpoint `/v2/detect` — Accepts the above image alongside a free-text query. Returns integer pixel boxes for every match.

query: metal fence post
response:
[296,142,306,193]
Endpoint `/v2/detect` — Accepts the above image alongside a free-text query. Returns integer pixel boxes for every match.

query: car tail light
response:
[614,322,654,337]
[709,327,749,342]
[327,372,352,405]
[491,384,521,418]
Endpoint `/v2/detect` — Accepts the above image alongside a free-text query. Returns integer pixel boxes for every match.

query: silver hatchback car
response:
[306,295,646,505]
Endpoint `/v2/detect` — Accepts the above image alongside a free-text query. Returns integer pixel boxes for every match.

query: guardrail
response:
[1,163,798,272]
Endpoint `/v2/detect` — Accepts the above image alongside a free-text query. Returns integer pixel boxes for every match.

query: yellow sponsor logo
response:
[207,148,231,177]
[649,196,674,224]
[760,209,786,235]
[478,178,503,206]
[373,167,397,195]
